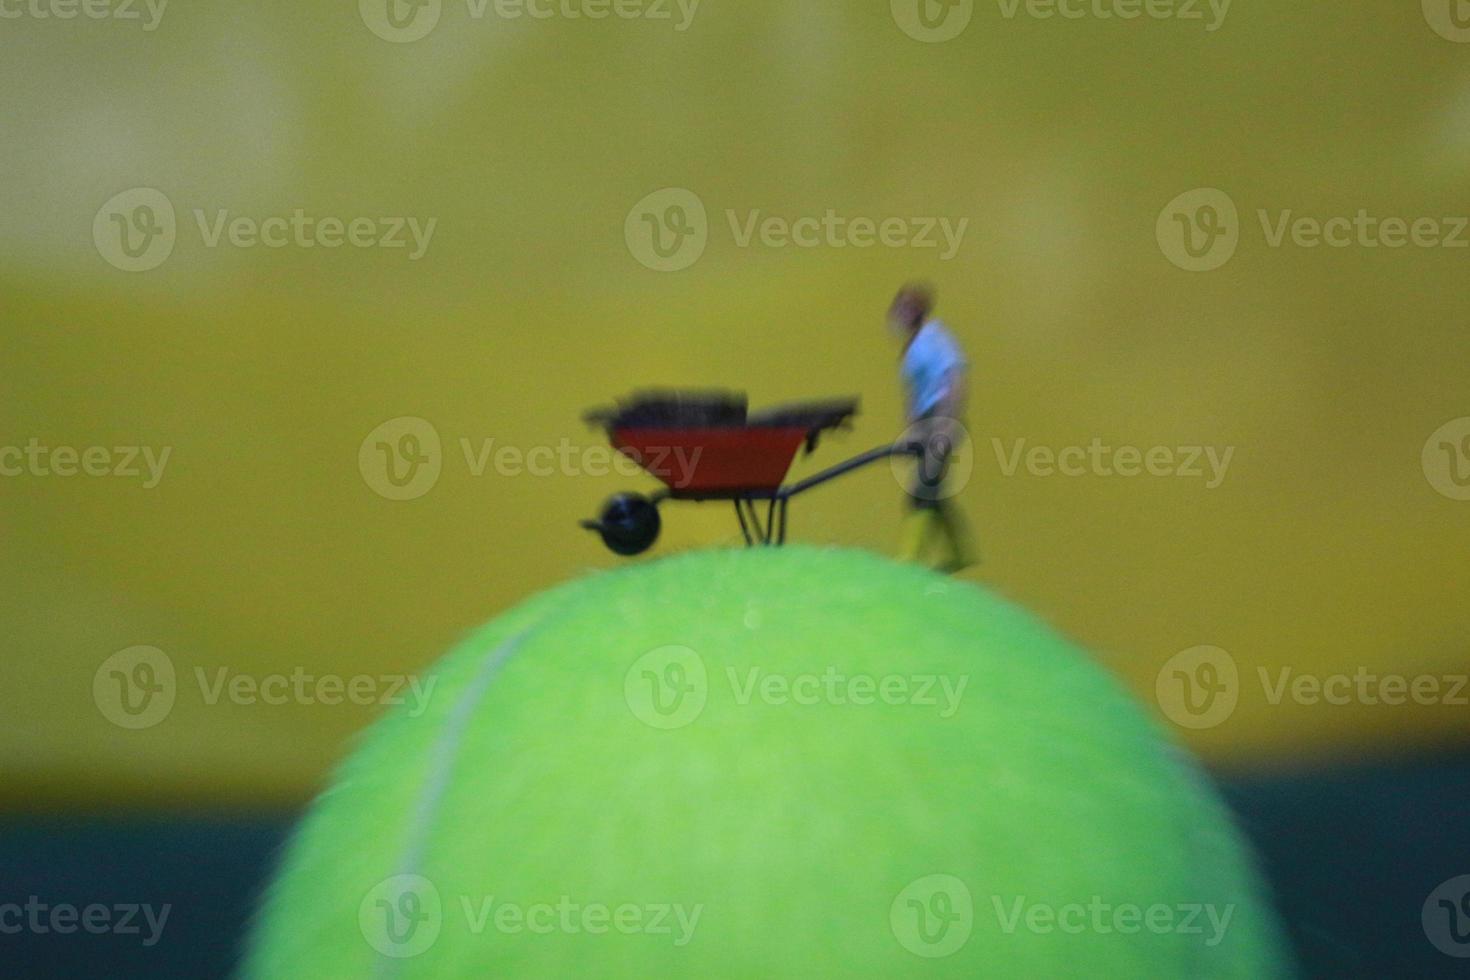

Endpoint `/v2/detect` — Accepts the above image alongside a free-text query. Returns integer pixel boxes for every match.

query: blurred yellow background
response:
[3,2,1468,809]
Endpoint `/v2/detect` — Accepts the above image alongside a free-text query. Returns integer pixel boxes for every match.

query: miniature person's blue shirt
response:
[901,320,966,419]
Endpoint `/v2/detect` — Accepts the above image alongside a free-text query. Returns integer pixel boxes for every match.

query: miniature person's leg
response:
[903,414,976,574]
[931,499,977,574]
[900,415,950,567]
[899,506,935,563]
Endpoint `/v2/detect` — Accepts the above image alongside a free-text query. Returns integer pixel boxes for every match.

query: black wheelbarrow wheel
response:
[581,492,661,556]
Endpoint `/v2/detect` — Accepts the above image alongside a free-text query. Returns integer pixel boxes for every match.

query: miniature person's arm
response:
[939,366,966,417]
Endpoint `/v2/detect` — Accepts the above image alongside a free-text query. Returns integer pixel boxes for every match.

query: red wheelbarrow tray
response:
[584,392,860,499]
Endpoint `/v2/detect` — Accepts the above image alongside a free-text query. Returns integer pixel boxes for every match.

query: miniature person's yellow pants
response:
[899,414,975,573]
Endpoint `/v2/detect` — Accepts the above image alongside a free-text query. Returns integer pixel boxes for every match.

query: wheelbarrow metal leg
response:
[745,498,769,544]
[734,499,754,546]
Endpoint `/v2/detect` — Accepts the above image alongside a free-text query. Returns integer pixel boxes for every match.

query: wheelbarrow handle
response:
[777,441,924,500]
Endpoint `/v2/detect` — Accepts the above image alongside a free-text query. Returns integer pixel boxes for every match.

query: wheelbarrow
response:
[580,390,922,556]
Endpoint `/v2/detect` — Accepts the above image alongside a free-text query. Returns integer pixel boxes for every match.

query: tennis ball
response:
[244,546,1289,978]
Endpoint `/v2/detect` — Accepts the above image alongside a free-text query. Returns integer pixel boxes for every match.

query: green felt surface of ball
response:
[244,546,1289,978]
